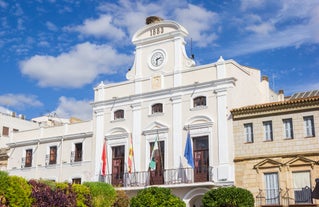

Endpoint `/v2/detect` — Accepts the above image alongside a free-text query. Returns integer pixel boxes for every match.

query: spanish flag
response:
[127,134,134,173]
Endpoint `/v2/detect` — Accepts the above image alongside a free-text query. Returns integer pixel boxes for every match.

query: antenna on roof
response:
[190,38,195,59]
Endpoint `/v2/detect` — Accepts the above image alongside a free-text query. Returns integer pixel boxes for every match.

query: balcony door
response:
[112,145,124,186]
[149,141,164,185]
[193,136,209,182]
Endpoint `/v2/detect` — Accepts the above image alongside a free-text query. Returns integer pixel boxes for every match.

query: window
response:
[283,118,293,139]
[72,178,81,184]
[304,116,315,137]
[264,172,280,204]
[25,149,33,167]
[2,126,9,136]
[49,146,57,165]
[114,109,124,120]
[292,171,312,203]
[193,96,206,107]
[244,123,254,143]
[151,103,163,114]
[263,121,273,141]
[74,143,82,162]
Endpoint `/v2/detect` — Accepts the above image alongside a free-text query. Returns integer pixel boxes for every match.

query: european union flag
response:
[184,132,194,168]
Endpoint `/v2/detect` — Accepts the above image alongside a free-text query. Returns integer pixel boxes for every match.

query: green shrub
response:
[130,187,185,207]
[83,182,116,207]
[0,171,9,206]
[6,175,33,207]
[202,186,254,207]
[72,183,93,207]
[112,190,130,207]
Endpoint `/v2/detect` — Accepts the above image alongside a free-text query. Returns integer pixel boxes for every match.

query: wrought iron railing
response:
[100,166,214,188]
[256,187,314,206]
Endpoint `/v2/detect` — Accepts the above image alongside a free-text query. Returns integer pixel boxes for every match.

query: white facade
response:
[0,111,39,170]
[6,120,93,183]
[91,18,278,206]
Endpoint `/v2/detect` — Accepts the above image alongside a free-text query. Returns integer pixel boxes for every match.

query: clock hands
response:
[155,56,162,66]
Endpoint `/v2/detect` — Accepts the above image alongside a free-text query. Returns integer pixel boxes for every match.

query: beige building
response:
[231,90,319,206]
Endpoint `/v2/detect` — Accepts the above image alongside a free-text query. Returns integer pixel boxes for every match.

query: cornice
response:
[92,78,236,108]
[231,96,319,120]
[7,132,93,148]
[234,151,319,163]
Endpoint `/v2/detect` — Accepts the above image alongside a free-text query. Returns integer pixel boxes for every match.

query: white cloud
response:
[246,22,275,35]
[0,93,43,109]
[222,1,319,56]
[19,42,132,88]
[67,15,126,40]
[175,4,219,47]
[0,0,7,9]
[240,0,266,11]
[46,21,58,31]
[96,1,218,47]
[54,96,92,121]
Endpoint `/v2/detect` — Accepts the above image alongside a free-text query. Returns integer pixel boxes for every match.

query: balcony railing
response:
[100,166,214,188]
[256,187,314,207]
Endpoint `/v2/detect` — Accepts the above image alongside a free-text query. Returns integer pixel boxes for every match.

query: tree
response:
[202,186,254,207]
[130,187,185,207]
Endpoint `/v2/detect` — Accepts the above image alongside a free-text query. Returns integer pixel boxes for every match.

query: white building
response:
[91,17,278,206]
[6,120,93,184]
[6,17,279,206]
[0,110,39,170]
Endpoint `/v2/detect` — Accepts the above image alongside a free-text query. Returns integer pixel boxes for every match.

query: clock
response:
[150,51,165,67]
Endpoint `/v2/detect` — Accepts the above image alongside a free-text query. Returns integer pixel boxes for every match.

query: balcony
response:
[257,187,316,207]
[100,166,214,188]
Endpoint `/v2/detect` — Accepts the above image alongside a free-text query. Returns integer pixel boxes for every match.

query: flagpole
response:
[157,131,164,178]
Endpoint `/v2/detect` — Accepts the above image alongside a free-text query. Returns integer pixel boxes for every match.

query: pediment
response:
[142,121,169,135]
[253,158,283,170]
[285,156,316,167]
[105,127,129,140]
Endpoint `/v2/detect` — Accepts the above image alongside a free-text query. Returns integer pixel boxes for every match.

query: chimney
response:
[278,89,285,101]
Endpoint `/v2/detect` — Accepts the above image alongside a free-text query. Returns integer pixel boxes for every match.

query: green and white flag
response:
[149,135,159,170]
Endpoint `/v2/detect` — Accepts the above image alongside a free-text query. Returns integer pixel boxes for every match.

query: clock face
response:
[150,51,165,67]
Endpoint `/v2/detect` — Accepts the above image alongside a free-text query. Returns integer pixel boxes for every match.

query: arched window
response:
[152,103,163,114]
[193,96,206,107]
[114,109,124,120]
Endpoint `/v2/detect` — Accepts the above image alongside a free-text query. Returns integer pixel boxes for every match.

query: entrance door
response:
[112,145,124,186]
[193,136,209,182]
[149,141,164,185]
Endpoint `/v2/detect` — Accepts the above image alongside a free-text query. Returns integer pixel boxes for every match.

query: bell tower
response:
[126,16,195,93]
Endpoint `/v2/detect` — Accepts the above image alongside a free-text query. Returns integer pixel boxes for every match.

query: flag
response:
[101,139,107,176]
[184,132,194,168]
[149,135,159,170]
[127,134,134,173]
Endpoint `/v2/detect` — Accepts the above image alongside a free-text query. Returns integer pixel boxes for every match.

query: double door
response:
[193,136,209,182]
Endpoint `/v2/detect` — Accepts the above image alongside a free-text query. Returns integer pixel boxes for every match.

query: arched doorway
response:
[183,188,210,207]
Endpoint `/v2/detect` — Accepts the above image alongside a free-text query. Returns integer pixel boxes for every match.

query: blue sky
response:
[0,0,318,121]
